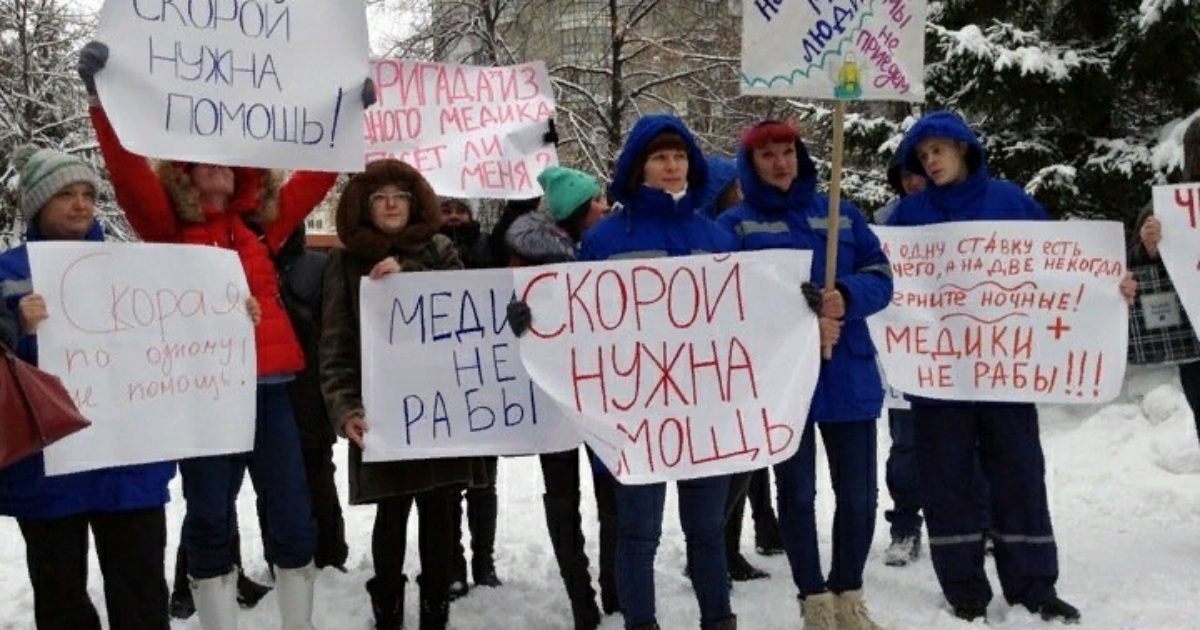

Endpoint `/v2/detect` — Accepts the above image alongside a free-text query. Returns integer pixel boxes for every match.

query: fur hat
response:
[15,146,98,221]
[336,158,440,262]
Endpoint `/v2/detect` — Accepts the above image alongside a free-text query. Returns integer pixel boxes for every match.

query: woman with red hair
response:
[718,120,893,630]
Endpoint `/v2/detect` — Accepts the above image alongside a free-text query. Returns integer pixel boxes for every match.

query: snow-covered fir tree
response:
[0,0,133,246]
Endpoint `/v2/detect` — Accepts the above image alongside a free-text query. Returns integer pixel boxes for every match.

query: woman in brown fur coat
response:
[320,158,489,630]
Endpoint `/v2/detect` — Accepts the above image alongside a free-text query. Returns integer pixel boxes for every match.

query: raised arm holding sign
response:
[85,1,372,171]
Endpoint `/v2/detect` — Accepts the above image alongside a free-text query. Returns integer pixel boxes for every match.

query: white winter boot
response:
[800,592,838,630]
[192,568,239,630]
[836,590,883,630]
[275,562,318,630]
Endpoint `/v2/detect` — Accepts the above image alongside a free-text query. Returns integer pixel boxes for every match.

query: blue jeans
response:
[615,475,731,628]
[776,419,878,596]
[180,383,316,579]
[885,409,922,538]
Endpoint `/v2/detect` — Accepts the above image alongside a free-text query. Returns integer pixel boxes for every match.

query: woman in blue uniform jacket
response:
[717,120,892,630]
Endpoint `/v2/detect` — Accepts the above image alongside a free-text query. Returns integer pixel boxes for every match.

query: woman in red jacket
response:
[79,41,372,629]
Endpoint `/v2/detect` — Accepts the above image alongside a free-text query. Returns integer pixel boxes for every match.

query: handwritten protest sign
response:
[1153,184,1200,336]
[515,252,821,485]
[95,0,370,171]
[365,59,558,199]
[740,0,927,101]
[359,269,580,461]
[868,222,1128,403]
[28,242,256,475]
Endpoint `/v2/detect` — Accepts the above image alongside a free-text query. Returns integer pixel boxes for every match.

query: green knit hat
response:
[537,166,600,222]
[17,147,98,222]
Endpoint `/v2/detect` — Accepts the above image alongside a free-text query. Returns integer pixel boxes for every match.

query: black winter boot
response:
[1025,596,1080,624]
[543,495,602,629]
[236,570,272,608]
[702,616,738,630]
[169,545,195,619]
[724,506,768,581]
[419,587,450,630]
[367,576,405,629]
[468,483,502,587]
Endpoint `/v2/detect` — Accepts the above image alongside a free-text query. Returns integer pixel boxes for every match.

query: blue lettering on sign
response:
[389,288,514,344]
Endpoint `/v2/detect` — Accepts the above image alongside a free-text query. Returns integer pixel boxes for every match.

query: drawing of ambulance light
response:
[833,52,864,100]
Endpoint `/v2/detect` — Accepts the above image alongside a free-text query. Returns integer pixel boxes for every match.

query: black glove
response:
[507,299,532,337]
[542,118,559,146]
[800,282,822,315]
[361,78,377,109]
[78,41,109,96]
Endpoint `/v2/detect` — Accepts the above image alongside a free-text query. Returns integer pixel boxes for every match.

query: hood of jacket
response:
[695,155,738,218]
[154,161,282,224]
[897,110,990,219]
[608,114,708,213]
[336,159,440,263]
[736,134,819,214]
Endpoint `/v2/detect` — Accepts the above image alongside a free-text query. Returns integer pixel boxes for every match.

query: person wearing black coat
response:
[438,196,504,597]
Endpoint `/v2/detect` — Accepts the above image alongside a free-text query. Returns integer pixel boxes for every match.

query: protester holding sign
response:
[572,114,739,630]
[717,121,892,629]
[320,158,490,630]
[886,110,1086,623]
[78,40,372,629]
[507,165,617,628]
[0,148,177,630]
[437,196,504,599]
[1135,117,1200,444]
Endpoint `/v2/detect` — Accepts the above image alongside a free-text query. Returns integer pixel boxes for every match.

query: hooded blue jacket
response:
[888,111,1048,226]
[579,115,737,262]
[0,221,175,520]
[888,110,1047,409]
[718,137,892,423]
[696,155,739,219]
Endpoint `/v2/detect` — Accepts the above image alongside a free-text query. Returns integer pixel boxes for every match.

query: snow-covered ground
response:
[1,364,1197,629]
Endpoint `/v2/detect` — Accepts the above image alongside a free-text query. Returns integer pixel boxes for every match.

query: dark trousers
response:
[916,404,1058,609]
[885,408,922,538]
[303,444,348,568]
[179,384,316,579]
[372,488,458,598]
[453,455,498,580]
[723,472,753,561]
[1179,361,1200,445]
[776,419,878,596]
[886,409,992,540]
[615,475,731,628]
[18,507,169,630]
[539,448,619,612]
[747,468,779,531]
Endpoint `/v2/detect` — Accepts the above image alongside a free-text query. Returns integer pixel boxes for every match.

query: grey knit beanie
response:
[16,146,98,221]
